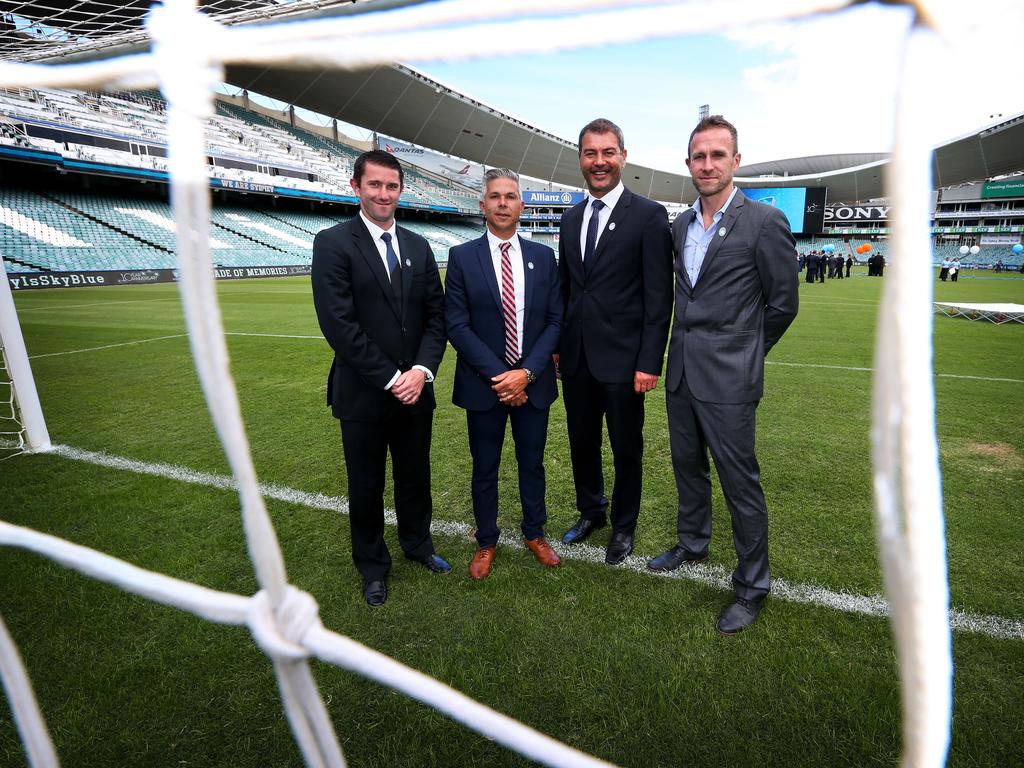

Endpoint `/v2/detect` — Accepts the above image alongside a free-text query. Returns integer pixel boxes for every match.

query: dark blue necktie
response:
[583,198,605,274]
[380,232,402,301]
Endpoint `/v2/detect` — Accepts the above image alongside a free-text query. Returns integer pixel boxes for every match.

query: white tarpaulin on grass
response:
[933,303,1024,324]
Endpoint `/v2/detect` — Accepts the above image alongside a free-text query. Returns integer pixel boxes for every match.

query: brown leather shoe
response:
[524,536,561,568]
[469,546,496,580]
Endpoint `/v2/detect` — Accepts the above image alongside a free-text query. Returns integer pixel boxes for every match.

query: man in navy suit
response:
[650,116,798,634]
[446,169,563,580]
[556,118,674,565]
[312,150,450,607]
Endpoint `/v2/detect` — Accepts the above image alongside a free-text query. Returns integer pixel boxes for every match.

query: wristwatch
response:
[522,368,537,384]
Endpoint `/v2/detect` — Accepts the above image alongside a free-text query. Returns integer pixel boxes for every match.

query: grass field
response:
[1,268,1022,767]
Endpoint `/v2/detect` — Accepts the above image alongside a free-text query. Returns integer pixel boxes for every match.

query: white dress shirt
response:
[486,230,525,360]
[579,181,625,261]
[358,210,434,388]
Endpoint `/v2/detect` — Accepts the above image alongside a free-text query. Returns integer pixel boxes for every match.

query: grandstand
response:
[6,83,1022,277]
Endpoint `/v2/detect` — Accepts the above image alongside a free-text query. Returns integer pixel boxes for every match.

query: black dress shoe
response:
[647,545,708,572]
[363,579,387,607]
[408,552,452,574]
[561,517,606,545]
[604,532,633,565]
[716,596,765,635]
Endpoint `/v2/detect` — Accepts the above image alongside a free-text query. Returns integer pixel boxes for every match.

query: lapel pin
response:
[718,227,727,237]
[609,222,616,231]
[405,258,412,267]
[528,261,534,270]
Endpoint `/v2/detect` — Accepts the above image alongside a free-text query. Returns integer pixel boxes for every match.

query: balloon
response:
[858,244,869,254]
[959,245,970,255]
[862,243,872,252]
[970,245,980,255]
[1013,243,1024,255]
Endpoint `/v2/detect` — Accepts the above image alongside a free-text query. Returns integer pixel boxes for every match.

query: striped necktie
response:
[500,242,518,367]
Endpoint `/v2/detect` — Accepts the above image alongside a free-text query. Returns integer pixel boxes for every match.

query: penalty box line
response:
[25,330,1020,384]
[34,443,1024,642]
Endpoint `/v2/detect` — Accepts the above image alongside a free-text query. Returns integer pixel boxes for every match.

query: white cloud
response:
[721,0,1023,163]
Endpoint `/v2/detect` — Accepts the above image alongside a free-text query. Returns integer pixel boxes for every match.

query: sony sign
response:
[825,205,891,222]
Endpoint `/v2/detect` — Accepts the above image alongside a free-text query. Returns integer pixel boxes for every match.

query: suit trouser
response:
[340,403,435,580]
[666,378,770,600]
[562,348,645,535]
[466,402,550,547]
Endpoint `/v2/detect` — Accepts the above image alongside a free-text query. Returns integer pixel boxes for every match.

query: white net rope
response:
[0,1,958,766]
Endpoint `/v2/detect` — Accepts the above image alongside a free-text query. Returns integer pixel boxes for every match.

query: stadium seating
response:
[0,182,486,274]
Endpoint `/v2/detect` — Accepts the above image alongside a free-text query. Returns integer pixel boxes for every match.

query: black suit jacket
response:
[665,190,798,403]
[558,188,673,383]
[312,216,446,421]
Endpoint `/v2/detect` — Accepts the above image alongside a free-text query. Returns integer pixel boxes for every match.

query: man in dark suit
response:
[649,115,798,634]
[446,169,563,580]
[556,118,674,565]
[312,150,450,607]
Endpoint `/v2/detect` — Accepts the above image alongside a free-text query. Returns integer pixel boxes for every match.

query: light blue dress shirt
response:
[683,186,738,286]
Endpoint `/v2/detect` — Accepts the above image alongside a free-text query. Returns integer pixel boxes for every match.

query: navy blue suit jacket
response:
[446,234,562,411]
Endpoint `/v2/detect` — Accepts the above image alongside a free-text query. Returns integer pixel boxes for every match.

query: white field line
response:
[37,443,1024,642]
[225,332,322,340]
[28,334,189,359]
[767,361,1023,384]
[15,298,180,313]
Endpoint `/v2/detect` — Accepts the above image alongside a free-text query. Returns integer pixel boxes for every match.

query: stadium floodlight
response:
[0,257,51,456]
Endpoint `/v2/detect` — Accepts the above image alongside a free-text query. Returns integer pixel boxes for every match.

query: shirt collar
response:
[587,181,625,212]
[692,185,739,223]
[486,229,519,255]
[359,210,397,243]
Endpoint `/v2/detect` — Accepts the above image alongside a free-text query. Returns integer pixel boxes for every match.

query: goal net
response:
[0,257,50,460]
[0,0,978,766]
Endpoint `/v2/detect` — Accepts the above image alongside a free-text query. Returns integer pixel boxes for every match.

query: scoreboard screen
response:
[742,187,827,234]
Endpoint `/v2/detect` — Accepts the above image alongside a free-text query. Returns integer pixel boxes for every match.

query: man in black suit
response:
[650,115,798,634]
[556,118,674,565]
[312,150,450,606]
[446,169,563,579]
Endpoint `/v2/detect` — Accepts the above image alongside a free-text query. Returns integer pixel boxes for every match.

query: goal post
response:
[0,257,51,454]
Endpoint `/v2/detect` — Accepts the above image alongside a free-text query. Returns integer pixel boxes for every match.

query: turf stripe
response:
[41,443,1024,641]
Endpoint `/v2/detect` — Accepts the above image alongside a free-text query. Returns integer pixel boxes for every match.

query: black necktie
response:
[380,232,402,302]
[584,198,605,275]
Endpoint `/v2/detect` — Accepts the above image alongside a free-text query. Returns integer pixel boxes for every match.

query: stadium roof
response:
[4,0,1024,204]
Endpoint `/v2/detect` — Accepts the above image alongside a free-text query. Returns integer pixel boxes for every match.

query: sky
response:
[399,1,1023,171]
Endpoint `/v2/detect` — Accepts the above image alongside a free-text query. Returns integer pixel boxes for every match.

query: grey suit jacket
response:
[665,189,798,403]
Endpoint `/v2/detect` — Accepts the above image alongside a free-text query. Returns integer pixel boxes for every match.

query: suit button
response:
[398,359,407,367]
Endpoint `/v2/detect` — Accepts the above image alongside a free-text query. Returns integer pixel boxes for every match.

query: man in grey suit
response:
[649,116,798,634]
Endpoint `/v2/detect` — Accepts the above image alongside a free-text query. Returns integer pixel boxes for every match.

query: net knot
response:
[247,586,321,662]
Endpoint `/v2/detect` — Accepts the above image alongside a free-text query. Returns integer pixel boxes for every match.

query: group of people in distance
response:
[311,115,799,635]
[938,256,961,281]
[799,250,851,283]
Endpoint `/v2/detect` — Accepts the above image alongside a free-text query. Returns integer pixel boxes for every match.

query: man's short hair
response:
[353,149,404,186]
[578,118,625,154]
[687,115,739,157]
[479,168,520,201]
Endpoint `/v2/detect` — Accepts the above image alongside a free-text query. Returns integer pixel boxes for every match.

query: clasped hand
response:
[392,369,425,405]
[491,369,528,407]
